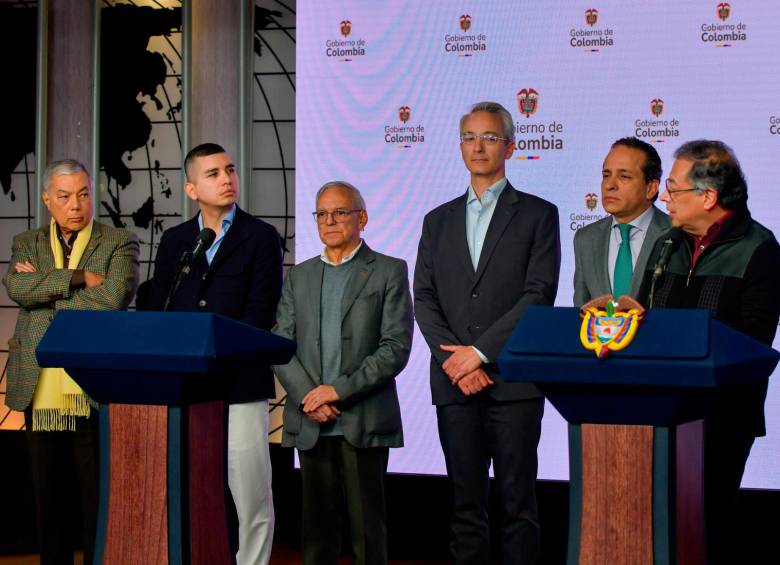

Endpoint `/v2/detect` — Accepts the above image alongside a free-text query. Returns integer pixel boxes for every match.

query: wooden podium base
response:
[94,402,233,565]
[567,421,706,565]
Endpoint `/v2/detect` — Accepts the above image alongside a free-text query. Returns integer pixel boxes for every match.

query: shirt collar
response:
[610,205,655,234]
[694,209,735,245]
[197,204,237,232]
[55,222,79,248]
[467,178,507,206]
[321,239,363,266]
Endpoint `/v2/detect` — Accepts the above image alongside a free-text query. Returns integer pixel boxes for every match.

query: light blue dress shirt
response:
[466,178,508,270]
[607,205,654,293]
[465,178,507,363]
[197,205,236,265]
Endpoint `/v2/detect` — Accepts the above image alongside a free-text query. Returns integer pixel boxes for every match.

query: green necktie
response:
[613,223,633,298]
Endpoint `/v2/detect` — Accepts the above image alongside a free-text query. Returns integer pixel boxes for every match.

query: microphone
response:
[649,228,683,307]
[184,228,216,274]
[163,228,217,311]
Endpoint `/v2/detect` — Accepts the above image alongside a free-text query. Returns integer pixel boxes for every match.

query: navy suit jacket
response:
[414,182,561,405]
[137,206,283,402]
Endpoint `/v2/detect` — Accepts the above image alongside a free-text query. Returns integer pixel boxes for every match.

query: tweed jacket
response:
[2,221,140,410]
[272,243,413,451]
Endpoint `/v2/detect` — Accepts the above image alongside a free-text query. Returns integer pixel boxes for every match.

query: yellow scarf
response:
[31,219,94,431]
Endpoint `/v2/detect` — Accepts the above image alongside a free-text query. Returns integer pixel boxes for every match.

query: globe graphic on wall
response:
[0,0,297,433]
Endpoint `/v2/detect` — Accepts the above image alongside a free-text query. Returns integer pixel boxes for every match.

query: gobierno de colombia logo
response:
[701,3,747,47]
[444,14,488,57]
[570,192,607,232]
[769,115,780,136]
[325,20,367,62]
[570,7,614,53]
[514,88,565,160]
[384,105,425,149]
[634,98,680,144]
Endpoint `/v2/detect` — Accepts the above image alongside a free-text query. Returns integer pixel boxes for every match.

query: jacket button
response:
[198,299,207,308]
[202,273,207,280]
[471,292,479,299]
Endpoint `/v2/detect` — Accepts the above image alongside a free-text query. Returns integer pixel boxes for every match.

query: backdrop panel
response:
[297,0,780,488]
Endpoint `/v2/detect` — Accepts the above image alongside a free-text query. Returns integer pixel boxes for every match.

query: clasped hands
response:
[301,385,341,423]
[15,261,104,287]
[440,344,494,396]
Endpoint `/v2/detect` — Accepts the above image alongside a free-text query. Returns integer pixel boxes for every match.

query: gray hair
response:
[42,159,92,192]
[315,180,367,210]
[673,140,748,211]
[459,101,515,142]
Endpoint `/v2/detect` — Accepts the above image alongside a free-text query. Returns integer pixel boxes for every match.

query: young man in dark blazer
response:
[137,143,282,565]
[414,102,560,564]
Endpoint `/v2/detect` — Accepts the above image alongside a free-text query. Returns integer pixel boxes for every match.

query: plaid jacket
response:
[2,221,140,411]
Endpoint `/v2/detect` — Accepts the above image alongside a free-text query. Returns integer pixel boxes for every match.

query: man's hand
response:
[84,271,104,288]
[305,403,341,423]
[14,261,37,273]
[440,344,483,383]
[456,368,495,396]
[301,385,340,413]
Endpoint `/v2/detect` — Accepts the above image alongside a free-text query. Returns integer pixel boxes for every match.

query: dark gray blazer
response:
[272,243,413,451]
[572,206,670,307]
[414,182,561,405]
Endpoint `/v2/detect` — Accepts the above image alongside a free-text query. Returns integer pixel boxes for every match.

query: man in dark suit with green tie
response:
[273,181,413,565]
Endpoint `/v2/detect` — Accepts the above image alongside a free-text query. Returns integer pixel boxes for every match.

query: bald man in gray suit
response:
[574,137,670,306]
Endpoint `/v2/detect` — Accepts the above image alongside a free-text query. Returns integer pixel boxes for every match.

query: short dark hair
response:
[184,143,227,181]
[673,139,748,211]
[609,137,662,203]
[611,136,663,183]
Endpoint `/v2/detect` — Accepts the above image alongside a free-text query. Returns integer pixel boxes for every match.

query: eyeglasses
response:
[312,209,362,223]
[459,133,510,145]
[663,178,699,200]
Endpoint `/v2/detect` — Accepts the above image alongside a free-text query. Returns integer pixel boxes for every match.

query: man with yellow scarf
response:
[3,159,139,565]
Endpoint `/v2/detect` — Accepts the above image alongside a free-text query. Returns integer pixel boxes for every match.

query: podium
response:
[36,311,296,565]
[498,306,779,565]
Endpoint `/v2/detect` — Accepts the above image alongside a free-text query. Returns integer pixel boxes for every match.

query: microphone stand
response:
[163,250,191,312]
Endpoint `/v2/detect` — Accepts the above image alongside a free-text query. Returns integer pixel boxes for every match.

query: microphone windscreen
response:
[197,228,217,247]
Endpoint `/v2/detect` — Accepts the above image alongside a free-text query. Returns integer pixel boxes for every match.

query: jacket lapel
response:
[77,222,103,268]
[444,192,475,276]
[307,259,324,382]
[341,244,375,322]
[597,218,613,294]
[37,224,55,271]
[208,208,250,271]
[630,206,667,295]
[473,185,519,286]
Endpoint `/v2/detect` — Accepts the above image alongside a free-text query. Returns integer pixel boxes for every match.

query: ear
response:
[701,187,719,211]
[645,179,660,201]
[42,190,51,211]
[503,140,515,160]
[358,209,368,231]
[183,181,198,202]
